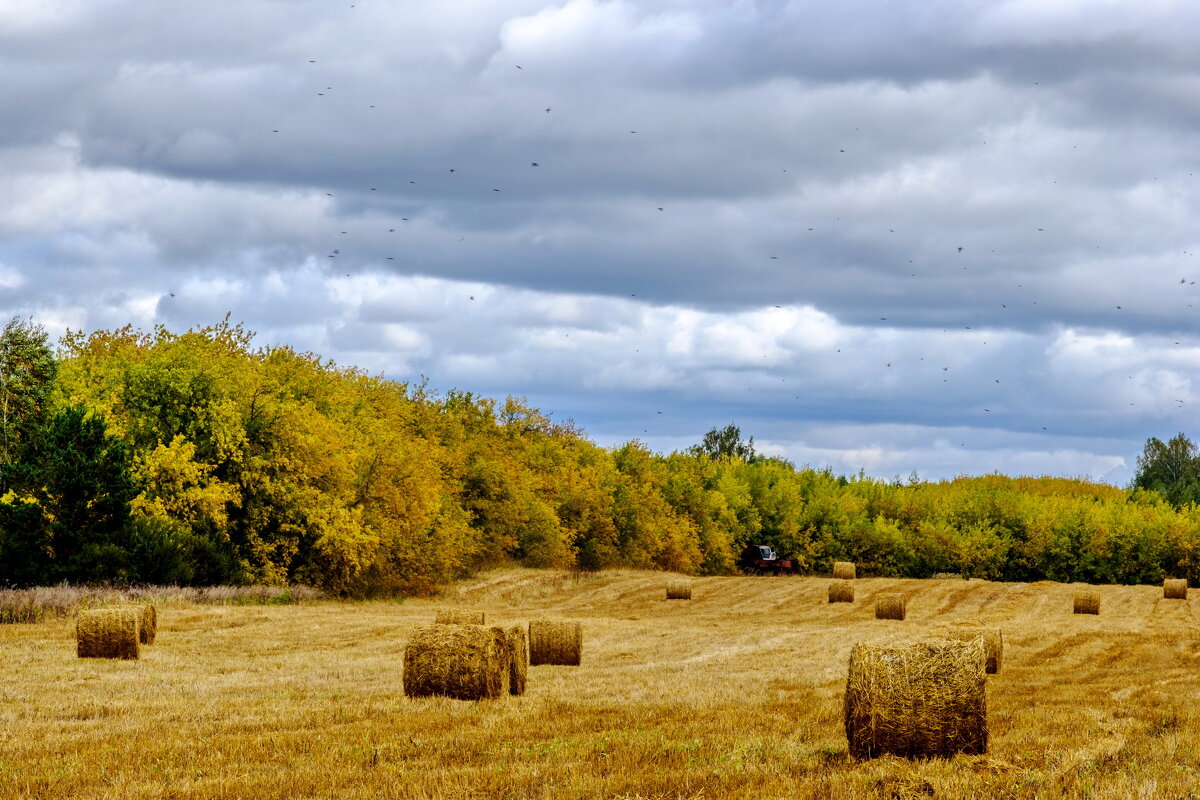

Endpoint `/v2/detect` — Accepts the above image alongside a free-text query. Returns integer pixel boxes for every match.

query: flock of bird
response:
[225,8,1199,458]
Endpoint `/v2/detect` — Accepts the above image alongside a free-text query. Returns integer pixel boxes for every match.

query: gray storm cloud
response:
[2,0,1199,483]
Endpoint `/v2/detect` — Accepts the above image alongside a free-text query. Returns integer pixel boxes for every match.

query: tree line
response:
[1,316,1199,594]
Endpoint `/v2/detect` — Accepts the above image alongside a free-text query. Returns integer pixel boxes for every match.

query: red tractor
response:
[739,544,793,576]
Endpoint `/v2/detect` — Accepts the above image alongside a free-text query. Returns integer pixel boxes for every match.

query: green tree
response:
[0,405,135,584]
[1132,433,1200,506]
[0,317,57,464]
[690,423,755,461]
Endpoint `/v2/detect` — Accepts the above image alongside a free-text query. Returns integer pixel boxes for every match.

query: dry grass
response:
[434,609,486,625]
[1074,589,1101,615]
[828,580,854,603]
[937,626,1004,674]
[75,607,140,659]
[844,638,987,759]
[528,619,583,667]
[402,624,507,700]
[875,592,907,620]
[136,604,157,645]
[665,579,692,600]
[0,584,321,623]
[507,625,528,696]
[3,570,1200,798]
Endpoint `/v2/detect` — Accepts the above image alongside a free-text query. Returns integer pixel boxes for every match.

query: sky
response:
[2,0,1198,484]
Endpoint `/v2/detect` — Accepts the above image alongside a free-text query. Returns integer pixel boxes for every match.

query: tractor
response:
[739,544,793,576]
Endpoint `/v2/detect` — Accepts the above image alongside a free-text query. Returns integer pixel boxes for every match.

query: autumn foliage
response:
[2,318,1200,594]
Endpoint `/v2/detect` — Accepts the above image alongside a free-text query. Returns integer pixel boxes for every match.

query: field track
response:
[2,569,1200,799]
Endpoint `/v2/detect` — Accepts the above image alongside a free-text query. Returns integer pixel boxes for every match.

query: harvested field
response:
[2,570,1199,798]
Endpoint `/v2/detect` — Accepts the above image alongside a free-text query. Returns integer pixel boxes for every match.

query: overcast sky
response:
[3,0,1198,483]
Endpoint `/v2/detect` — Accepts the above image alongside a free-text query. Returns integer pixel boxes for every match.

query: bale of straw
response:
[507,625,528,696]
[665,580,692,600]
[1073,590,1100,615]
[939,627,1003,674]
[76,607,140,659]
[833,561,857,580]
[528,619,583,666]
[844,638,988,759]
[137,604,156,645]
[1164,578,1188,600]
[828,580,855,603]
[434,609,486,625]
[875,593,906,620]
[402,624,506,700]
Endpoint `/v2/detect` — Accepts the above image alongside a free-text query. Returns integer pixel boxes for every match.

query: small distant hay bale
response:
[844,638,988,759]
[833,561,857,580]
[1073,590,1100,615]
[1164,579,1188,600]
[507,625,528,696]
[435,609,486,625]
[402,624,506,700]
[76,607,140,660]
[137,604,156,645]
[828,580,855,603]
[875,593,906,620]
[665,580,692,600]
[939,627,1003,674]
[528,619,582,666]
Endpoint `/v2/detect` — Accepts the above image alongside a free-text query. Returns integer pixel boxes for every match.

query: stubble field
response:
[2,568,1199,799]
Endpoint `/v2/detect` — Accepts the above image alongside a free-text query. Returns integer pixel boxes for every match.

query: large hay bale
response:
[828,580,855,603]
[1164,578,1188,600]
[939,627,1003,674]
[1073,590,1100,615]
[844,638,988,759]
[507,625,528,696]
[76,608,140,659]
[435,609,486,625]
[665,580,692,600]
[833,561,857,580]
[137,604,156,645]
[875,593,906,620]
[528,619,583,666]
[402,624,506,700]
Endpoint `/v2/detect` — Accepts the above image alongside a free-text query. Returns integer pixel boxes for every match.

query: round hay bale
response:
[875,593,906,620]
[938,627,1003,675]
[76,607,140,660]
[1073,590,1100,615]
[434,609,486,625]
[1164,578,1188,600]
[402,624,506,700]
[138,604,156,645]
[833,561,857,580]
[665,580,692,600]
[507,625,528,696]
[828,580,855,603]
[528,619,582,666]
[844,638,988,759]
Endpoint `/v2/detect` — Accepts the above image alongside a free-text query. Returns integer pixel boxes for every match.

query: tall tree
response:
[0,317,57,463]
[1132,433,1200,506]
[0,405,135,584]
[690,423,755,461]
